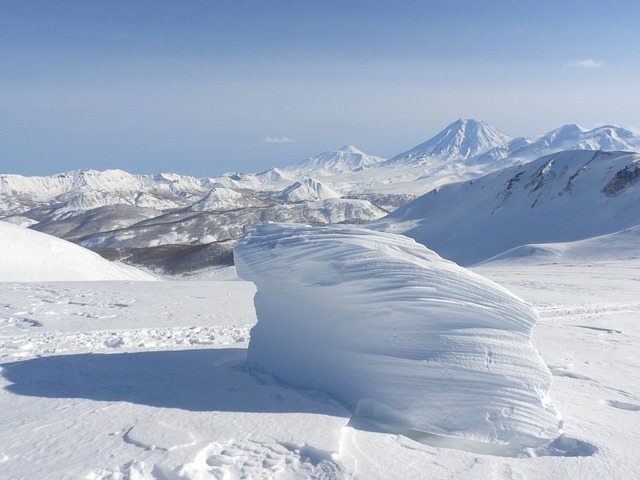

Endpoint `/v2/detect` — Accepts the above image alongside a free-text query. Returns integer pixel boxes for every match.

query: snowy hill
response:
[0,221,155,281]
[278,178,341,202]
[372,150,640,266]
[186,186,266,212]
[214,168,297,192]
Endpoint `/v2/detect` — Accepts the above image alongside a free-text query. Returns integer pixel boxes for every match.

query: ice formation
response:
[234,223,563,452]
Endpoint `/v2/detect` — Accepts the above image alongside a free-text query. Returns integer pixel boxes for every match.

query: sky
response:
[1,0,639,177]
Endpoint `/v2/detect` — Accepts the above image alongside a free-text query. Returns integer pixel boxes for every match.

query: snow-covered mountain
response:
[372,150,640,266]
[214,167,298,192]
[185,185,266,212]
[466,123,640,170]
[278,178,341,202]
[0,169,211,216]
[284,145,385,177]
[387,118,513,166]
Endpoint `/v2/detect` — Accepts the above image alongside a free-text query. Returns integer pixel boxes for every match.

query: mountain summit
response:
[388,119,512,166]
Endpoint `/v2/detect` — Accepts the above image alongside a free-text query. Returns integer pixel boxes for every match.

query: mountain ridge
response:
[372,150,640,266]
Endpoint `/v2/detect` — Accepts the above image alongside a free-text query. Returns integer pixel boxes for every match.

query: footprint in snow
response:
[174,439,348,480]
[603,400,640,411]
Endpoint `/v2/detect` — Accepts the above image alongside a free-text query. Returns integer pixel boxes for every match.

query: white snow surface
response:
[0,221,155,282]
[2,253,639,478]
[234,223,562,452]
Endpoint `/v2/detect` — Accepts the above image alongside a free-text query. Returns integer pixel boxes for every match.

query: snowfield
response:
[2,224,639,478]
[235,224,562,453]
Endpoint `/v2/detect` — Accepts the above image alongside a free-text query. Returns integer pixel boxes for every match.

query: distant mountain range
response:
[2,118,640,272]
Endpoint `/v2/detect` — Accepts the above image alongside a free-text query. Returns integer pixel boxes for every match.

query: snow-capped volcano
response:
[285,145,385,177]
[387,119,513,166]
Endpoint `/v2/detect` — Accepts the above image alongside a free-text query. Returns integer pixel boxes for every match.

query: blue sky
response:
[1,0,639,177]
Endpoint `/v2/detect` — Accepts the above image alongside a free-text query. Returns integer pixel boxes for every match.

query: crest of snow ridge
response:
[234,223,562,453]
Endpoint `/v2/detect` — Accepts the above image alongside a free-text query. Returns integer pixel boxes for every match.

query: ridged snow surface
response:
[234,223,562,452]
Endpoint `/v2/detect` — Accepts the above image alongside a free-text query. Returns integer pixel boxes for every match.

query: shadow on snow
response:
[0,348,597,458]
[0,348,347,417]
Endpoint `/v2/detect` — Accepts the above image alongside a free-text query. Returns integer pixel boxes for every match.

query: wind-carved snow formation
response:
[234,223,563,454]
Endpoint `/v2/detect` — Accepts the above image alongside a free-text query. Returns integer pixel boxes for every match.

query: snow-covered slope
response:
[0,168,210,216]
[214,168,297,192]
[186,186,264,212]
[235,223,562,453]
[478,225,640,266]
[0,221,155,281]
[373,150,640,266]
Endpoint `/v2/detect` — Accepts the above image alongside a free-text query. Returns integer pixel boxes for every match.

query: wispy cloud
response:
[565,58,603,69]
[264,136,296,144]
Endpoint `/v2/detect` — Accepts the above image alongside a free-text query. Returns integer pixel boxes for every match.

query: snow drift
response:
[0,221,155,282]
[234,223,562,453]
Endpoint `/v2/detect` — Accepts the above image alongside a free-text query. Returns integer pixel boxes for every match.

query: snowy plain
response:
[2,229,639,479]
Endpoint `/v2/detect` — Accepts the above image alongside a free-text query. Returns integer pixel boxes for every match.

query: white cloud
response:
[565,58,603,69]
[265,136,296,144]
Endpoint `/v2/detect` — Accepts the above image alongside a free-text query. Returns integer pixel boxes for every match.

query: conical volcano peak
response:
[337,145,365,154]
[389,119,512,165]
